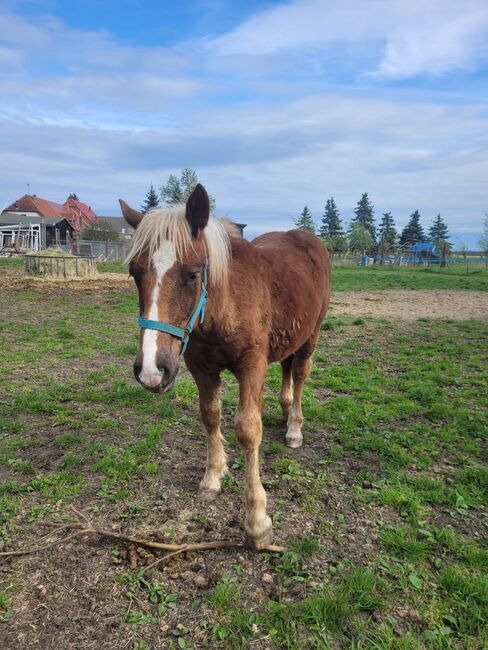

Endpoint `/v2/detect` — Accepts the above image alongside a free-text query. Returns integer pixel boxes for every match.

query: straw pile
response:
[24,247,98,279]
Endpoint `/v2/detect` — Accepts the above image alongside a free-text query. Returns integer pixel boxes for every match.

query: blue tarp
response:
[410,242,439,255]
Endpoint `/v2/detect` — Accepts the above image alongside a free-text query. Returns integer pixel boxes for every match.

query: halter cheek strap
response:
[138,263,208,355]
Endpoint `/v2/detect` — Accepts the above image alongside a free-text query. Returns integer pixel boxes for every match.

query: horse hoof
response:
[245,528,274,551]
[285,435,303,449]
[198,488,220,502]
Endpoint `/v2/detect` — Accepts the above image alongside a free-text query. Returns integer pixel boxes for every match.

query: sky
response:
[1,0,487,246]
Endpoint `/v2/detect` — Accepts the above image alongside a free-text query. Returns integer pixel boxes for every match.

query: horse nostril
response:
[156,361,169,377]
[133,360,142,380]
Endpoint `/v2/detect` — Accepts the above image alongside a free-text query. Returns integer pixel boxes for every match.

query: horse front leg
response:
[193,371,228,501]
[235,356,273,549]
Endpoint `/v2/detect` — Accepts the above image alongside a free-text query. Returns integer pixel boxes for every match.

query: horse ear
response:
[119,199,144,229]
[186,184,210,238]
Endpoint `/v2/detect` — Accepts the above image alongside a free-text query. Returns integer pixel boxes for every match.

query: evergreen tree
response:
[377,212,397,254]
[319,197,343,239]
[67,193,79,201]
[352,193,375,244]
[348,223,373,255]
[160,168,216,213]
[320,197,345,254]
[141,183,160,213]
[294,205,316,234]
[399,210,425,247]
[428,214,450,249]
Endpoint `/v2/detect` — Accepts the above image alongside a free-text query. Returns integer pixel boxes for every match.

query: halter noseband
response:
[138,263,208,355]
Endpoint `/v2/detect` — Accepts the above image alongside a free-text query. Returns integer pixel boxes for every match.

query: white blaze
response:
[139,242,176,387]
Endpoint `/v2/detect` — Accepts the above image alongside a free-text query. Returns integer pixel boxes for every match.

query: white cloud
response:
[375,10,488,79]
[208,0,488,80]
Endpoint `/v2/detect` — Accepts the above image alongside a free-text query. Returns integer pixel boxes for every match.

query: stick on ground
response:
[0,507,287,562]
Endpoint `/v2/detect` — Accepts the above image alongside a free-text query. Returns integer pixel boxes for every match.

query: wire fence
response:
[60,240,128,261]
[330,254,488,270]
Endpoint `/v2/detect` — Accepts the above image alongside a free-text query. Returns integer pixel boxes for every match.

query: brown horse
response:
[120,185,331,549]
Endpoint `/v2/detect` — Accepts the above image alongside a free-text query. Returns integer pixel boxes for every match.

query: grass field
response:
[2,256,488,291]
[0,276,486,649]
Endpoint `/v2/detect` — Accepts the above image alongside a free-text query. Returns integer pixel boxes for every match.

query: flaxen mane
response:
[126,205,231,286]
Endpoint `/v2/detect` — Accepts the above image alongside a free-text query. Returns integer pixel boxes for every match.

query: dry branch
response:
[0,508,286,563]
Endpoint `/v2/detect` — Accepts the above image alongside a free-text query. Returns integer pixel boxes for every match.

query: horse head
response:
[120,184,223,392]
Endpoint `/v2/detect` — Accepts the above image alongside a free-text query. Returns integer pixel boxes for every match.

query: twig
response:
[0,530,85,558]
[141,544,190,575]
[70,504,92,528]
[0,513,287,561]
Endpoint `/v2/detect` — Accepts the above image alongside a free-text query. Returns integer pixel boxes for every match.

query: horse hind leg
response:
[285,336,317,449]
[279,356,293,421]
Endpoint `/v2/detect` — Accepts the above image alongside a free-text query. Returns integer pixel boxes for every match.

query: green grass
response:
[4,256,487,291]
[332,264,488,291]
[208,577,241,612]
[0,257,23,268]
[97,260,127,273]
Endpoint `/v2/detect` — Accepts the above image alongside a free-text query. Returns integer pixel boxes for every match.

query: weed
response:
[126,611,157,628]
[0,496,18,524]
[379,525,430,562]
[29,472,85,501]
[271,458,300,480]
[208,577,240,612]
[376,484,425,523]
[266,441,286,455]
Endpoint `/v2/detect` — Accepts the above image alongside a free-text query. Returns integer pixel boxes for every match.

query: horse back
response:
[251,229,331,360]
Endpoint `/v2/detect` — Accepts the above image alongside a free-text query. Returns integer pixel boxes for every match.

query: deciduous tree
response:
[348,223,373,255]
[160,169,216,213]
[81,218,120,242]
[479,212,488,255]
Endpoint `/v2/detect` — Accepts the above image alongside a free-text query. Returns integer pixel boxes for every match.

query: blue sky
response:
[1,0,487,246]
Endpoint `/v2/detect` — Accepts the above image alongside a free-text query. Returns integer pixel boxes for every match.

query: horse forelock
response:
[126,204,230,285]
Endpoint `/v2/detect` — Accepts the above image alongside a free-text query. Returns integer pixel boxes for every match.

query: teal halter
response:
[138,263,208,355]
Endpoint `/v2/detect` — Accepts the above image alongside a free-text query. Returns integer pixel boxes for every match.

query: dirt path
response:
[1,267,487,320]
[331,290,488,321]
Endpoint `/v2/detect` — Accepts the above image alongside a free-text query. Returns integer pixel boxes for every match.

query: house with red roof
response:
[2,194,97,230]
[0,194,98,251]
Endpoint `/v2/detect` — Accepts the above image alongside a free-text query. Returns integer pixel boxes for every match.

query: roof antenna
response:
[27,183,30,196]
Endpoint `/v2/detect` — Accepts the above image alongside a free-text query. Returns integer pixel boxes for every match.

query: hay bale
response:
[24,247,97,279]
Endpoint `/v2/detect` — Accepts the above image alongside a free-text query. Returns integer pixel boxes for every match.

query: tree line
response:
[294,193,454,256]
[79,171,488,255]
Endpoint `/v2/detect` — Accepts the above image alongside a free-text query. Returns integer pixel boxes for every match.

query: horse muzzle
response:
[133,355,178,393]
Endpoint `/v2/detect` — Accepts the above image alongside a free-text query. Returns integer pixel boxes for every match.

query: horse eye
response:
[186,272,198,284]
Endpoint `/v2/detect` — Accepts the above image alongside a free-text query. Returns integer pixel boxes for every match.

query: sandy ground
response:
[330,290,488,322]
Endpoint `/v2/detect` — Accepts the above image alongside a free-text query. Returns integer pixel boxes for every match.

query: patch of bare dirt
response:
[331,290,488,321]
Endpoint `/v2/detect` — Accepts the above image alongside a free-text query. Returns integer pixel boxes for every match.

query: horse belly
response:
[268,281,326,361]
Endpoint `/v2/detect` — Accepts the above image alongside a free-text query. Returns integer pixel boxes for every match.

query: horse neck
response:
[205,237,242,332]
[205,270,231,331]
